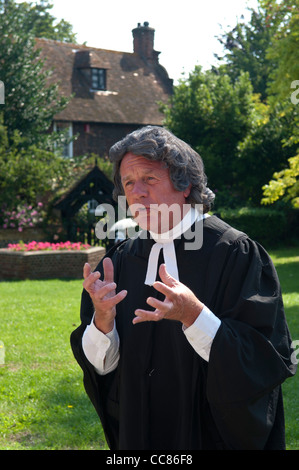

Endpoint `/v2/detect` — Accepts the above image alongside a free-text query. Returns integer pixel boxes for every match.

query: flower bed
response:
[7,241,91,251]
[0,242,105,280]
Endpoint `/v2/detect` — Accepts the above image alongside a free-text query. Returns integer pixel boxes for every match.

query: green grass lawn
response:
[269,246,299,450]
[0,279,107,450]
[0,246,298,450]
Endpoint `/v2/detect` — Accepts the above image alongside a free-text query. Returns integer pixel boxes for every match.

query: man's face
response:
[120,152,190,233]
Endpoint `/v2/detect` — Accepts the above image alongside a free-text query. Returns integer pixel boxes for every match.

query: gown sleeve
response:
[206,235,296,449]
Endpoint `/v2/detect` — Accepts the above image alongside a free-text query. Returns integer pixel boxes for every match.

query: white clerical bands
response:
[145,208,204,286]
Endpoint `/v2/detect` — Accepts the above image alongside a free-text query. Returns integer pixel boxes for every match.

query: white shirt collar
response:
[144,207,203,286]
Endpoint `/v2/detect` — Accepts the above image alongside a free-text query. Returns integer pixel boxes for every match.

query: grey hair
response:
[109,125,215,213]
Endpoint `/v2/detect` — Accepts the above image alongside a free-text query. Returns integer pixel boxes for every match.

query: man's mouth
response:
[131,204,153,215]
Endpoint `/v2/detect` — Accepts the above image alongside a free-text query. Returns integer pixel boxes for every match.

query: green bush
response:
[215,207,288,248]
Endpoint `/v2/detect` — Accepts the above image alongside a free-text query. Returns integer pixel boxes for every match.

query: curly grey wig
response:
[109,126,215,213]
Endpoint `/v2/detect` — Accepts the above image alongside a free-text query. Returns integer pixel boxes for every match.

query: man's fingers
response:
[152,280,173,298]
[114,289,128,304]
[83,270,101,289]
[158,263,177,287]
[133,308,163,324]
[83,262,92,279]
[103,257,114,283]
[146,296,169,311]
[83,257,114,290]
[98,289,128,309]
[96,281,117,299]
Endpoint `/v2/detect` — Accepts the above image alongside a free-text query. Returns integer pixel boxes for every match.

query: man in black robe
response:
[71,126,296,450]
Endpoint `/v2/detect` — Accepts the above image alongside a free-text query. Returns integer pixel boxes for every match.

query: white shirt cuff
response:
[183,305,221,361]
[82,316,120,375]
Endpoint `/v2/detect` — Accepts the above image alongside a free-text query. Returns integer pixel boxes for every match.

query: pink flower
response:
[6,240,91,251]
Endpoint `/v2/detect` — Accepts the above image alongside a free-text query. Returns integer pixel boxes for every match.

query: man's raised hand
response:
[83,258,127,333]
[133,264,203,327]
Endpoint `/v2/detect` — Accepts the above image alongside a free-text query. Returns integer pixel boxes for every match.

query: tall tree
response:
[235,102,296,204]
[161,63,295,206]
[0,0,70,149]
[161,67,256,194]
[0,114,70,211]
[0,0,77,216]
[261,0,299,108]
[260,0,299,208]
[217,7,276,101]
[0,0,77,43]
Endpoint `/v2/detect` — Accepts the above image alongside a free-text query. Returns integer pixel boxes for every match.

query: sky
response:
[46,0,259,84]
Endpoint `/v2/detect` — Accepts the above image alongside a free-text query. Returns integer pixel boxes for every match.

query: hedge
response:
[215,207,288,248]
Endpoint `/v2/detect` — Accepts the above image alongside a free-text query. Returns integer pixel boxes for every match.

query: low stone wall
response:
[0,247,105,280]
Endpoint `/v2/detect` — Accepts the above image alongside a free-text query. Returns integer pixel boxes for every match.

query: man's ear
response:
[183,184,192,198]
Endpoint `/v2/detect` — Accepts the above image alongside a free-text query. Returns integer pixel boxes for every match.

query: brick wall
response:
[73,122,139,157]
[0,247,105,280]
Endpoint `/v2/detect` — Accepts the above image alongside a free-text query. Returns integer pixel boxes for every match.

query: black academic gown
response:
[70,215,296,450]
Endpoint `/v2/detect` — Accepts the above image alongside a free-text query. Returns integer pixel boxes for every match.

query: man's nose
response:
[131,180,148,197]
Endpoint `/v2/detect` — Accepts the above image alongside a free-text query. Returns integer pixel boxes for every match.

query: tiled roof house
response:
[37,22,173,158]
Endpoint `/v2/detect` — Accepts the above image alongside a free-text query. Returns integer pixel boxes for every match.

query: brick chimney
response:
[132,22,160,62]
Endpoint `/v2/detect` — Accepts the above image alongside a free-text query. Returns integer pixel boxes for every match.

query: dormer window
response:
[91,68,106,91]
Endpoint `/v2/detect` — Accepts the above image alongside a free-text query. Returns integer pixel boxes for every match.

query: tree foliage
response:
[260,0,299,106]
[0,115,107,219]
[161,67,256,194]
[217,7,276,101]
[235,104,296,204]
[0,0,77,43]
[262,155,299,208]
[0,0,72,149]
[0,115,70,212]
[162,0,298,209]
[0,0,76,216]
[260,0,299,207]
[161,65,295,205]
